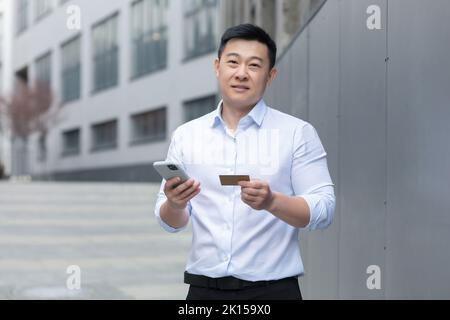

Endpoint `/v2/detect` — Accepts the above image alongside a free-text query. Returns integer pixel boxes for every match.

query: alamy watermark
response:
[66,265,81,290]
[180,128,281,175]
[66,5,81,31]
[366,5,382,30]
[366,265,381,290]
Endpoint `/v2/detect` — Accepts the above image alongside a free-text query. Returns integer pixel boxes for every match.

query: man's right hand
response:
[164,177,201,210]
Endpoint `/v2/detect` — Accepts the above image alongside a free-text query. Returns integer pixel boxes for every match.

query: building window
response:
[184,95,216,122]
[35,0,53,22]
[131,0,169,79]
[62,128,80,156]
[92,14,119,93]
[37,132,47,162]
[16,0,28,35]
[184,0,218,60]
[35,51,52,85]
[130,107,166,145]
[61,35,81,103]
[91,120,118,151]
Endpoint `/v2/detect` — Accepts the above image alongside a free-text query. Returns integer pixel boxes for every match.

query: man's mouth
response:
[231,85,250,92]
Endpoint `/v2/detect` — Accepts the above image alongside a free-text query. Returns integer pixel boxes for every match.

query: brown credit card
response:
[219,175,250,186]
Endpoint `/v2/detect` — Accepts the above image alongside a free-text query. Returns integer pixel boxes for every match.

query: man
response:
[155,24,335,300]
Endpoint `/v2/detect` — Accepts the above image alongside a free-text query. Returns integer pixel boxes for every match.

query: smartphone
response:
[153,161,190,184]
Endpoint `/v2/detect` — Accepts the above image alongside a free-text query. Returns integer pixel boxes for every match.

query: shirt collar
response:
[210,99,268,129]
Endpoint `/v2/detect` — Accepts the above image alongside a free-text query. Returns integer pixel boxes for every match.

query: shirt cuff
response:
[298,193,326,230]
[154,200,190,233]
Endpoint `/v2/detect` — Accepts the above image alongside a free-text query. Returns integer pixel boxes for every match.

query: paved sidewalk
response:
[0,181,191,299]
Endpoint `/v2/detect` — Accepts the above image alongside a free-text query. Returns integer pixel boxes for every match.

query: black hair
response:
[218,24,277,70]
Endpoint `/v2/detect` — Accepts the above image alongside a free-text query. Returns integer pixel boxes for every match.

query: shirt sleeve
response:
[154,128,192,233]
[291,123,336,230]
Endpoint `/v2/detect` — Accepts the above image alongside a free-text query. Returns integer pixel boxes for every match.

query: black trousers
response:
[186,277,302,300]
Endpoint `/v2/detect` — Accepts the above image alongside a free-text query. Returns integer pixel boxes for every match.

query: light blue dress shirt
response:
[155,99,335,281]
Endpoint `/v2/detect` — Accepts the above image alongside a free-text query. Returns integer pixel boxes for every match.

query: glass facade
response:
[62,128,81,156]
[184,95,217,122]
[35,0,53,21]
[61,36,81,103]
[92,14,119,93]
[16,0,28,34]
[37,132,47,162]
[184,0,218,59]
[131,108,166,144]
[35,52,52,85]
[131,0,169,78]
[91,120,118,151]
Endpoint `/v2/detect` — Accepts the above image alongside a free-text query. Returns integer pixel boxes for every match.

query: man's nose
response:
[234,65,248,80]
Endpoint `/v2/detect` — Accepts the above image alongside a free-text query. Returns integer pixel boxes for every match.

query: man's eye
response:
[250,64,261,68]
[228,60,238,64]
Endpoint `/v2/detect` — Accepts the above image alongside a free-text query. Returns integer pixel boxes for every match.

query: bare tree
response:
[0,79,60,177]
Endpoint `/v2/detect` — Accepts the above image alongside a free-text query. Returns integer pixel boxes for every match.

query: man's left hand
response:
[238,179,275,211]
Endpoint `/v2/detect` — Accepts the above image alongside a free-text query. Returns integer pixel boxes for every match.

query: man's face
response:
[214,39,277,110]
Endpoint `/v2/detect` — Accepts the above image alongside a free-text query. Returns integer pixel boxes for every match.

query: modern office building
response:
[5,0,218,181]
[3,0,320,181]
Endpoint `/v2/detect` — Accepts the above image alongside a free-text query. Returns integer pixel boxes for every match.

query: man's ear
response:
[214,58,220,77]
[266,68,278,86]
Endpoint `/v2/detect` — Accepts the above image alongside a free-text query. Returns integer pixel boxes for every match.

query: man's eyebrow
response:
[225,53,264,62]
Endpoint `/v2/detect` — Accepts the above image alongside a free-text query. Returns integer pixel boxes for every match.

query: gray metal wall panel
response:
[386,0,450,299]
[338,0,387,299]
[288,28,309,120]
[301,0,340,299]
[264,28,309,119]
[278,51,293,114]
[265,48,291,114]
[265,0,450,299]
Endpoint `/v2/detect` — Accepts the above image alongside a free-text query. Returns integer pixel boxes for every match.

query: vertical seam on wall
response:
[337,0,342,299]
[384,0,389,299]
